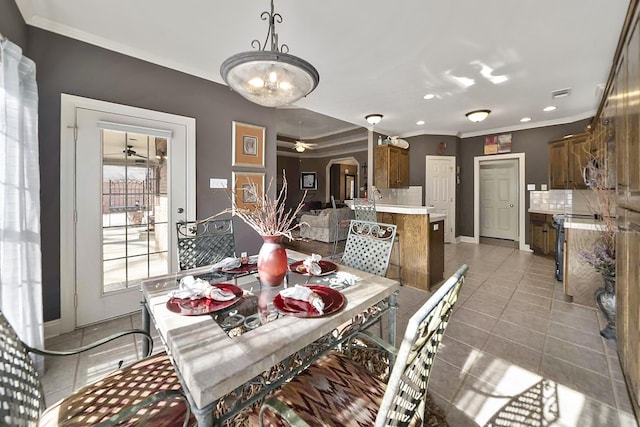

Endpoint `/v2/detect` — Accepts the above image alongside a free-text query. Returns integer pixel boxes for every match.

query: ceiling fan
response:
[293,122,317,152]
[105,144,149,160]
[121,145,148,159]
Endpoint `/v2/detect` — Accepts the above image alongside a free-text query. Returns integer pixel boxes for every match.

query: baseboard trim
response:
[44,319,61,339]
[459,236,476,244]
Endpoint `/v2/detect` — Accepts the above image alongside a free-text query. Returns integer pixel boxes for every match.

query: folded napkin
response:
[303,253,323,275]
[212,257,241,270]
[329,271,361,289]
[280,285,325,314]
[169,276,237,301]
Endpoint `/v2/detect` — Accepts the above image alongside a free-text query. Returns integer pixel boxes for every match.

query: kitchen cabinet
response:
[375,145,409,189]
[548,133,591,189]
[595,4,640,417]
[617,207,640,414]
[529,213,556,256]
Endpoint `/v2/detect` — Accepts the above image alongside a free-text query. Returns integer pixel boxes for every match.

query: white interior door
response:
[479,159,518,240]
[425,156,456,243]
[74,108,189,326]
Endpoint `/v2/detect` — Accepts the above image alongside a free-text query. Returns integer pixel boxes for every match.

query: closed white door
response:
[74,107,190,326]
[479,159,518,240]
[425,156,456,243]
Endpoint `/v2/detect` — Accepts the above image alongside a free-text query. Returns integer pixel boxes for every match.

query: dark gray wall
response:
[2,13,278,321]
[0,0,27,48]
[458,119,591,240]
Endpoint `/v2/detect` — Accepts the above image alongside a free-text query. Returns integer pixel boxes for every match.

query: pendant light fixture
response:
[220,0,320,108]
[465,109,491,123]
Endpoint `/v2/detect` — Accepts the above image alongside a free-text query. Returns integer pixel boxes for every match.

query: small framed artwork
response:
[232,121,265,168]
[232,172,265,210]
[300,172,317,190]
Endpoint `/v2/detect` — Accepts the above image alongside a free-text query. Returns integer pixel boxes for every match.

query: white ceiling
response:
[15,0,630,139]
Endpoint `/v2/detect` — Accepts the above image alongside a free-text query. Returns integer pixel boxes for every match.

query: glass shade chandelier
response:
[220,0,320,108]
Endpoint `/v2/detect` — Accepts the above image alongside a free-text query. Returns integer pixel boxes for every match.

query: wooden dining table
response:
[140,249,400,426]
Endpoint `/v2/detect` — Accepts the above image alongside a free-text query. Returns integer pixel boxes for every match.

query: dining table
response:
[140,249,400,427]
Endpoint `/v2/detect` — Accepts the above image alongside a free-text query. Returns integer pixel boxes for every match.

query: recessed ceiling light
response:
[416,120,425,125]
[423,93,435,100]
[543,106,556,112]
[520,117,531,122]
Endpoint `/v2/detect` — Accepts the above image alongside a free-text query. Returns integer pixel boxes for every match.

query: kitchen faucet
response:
[371,186,383,200]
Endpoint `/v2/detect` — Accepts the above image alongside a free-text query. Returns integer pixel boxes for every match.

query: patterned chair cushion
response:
[257,351,386,427]
[39,352,190,427]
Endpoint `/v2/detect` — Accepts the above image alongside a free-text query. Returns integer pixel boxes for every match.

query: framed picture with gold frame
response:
[232,171,265,210]
[232,121,265,168]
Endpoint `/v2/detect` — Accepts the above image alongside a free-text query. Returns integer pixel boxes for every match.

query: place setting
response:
[211,252,259,275]
[165,275,244,316]
[288,253,337,276]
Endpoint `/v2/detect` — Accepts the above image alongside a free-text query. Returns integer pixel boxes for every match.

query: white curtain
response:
[0,38,44,360]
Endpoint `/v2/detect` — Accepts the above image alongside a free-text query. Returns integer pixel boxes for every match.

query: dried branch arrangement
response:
[205,171,308,240]
[583,122,617,261]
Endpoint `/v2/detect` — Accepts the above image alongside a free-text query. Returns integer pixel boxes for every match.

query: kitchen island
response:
[347,202,445,291]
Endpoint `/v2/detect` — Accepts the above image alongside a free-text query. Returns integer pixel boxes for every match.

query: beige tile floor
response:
[41,242,638,426]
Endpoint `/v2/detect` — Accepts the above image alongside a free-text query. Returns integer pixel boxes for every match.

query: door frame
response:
[324,157,360,203]
[425,155,456,243]
[60,94,196,333]
[473,152,526,251]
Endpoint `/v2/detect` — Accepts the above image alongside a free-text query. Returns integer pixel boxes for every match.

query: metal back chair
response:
[352,198,378,222]
[340,220,397,277]
[176,219,235,270]
[0,311,191,426]
[258,264,468,427]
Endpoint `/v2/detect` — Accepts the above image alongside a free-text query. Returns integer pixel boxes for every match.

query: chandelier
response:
[220,0,320,107]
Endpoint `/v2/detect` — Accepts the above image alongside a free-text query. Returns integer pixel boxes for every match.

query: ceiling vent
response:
[551,88,571,99]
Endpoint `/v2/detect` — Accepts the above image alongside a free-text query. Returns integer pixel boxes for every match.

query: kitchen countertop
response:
[564,217,605,231]
[346,201,438,215]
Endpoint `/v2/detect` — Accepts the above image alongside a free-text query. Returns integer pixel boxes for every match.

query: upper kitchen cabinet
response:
[548,133,591,189]
[375,144,409,189]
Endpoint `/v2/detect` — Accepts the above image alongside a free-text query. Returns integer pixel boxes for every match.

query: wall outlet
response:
[527,184,536,191]
[541,184,548,191]
[209,178,227,189]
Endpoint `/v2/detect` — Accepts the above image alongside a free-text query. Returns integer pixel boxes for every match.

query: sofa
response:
[299,207,354,243]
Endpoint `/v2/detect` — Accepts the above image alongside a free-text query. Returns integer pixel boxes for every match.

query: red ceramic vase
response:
[257,235,288,286]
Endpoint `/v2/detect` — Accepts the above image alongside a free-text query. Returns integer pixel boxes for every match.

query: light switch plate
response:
[541,184,548,191]
[434,223,439,231]
[527,184,536,191]
[209,178,228,189]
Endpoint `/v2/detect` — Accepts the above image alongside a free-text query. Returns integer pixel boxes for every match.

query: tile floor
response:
[41,242,638,426]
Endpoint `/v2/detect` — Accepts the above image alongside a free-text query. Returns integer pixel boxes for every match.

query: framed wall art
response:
[232,121,265,168]
[232,171,265,210]
[300,172,317,190]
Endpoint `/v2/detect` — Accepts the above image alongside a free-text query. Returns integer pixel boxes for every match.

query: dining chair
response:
[352,198,402,285]
[257,264,468,426]
[352,197,377,222]
[176,218,235,270]
[0,311,191,427]
[340,219,397,277]
[330,195,351,259]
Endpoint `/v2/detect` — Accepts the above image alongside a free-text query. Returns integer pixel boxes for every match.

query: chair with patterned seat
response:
[352,198,402,285]
[340,219,397,277]
[176,218,235,270]
[257,264,468,427]
[0,311,191,427]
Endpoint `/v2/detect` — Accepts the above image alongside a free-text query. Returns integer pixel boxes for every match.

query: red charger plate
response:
[222,263,258,274]
[288,260,338,276]
[273,285,345,318]
[166,283,243,316]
